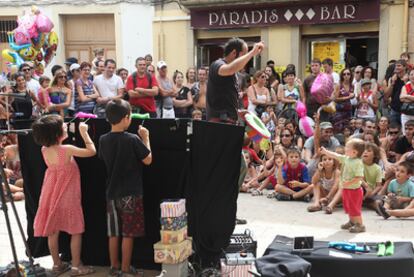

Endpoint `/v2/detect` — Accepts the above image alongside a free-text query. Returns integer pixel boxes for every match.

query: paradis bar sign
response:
[190,0,379,29]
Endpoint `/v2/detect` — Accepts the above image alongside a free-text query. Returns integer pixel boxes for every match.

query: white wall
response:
[118,3,154,72]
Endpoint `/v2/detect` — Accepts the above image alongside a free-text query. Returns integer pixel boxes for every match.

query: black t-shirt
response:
[12,90,33,119]
[98,131,150,200]
[395,136,413,155]
[206,59,239,121]
[174,86,191,117]
[390,77,405,112]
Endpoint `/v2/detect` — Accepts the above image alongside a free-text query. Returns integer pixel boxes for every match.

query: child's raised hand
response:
[79,122,88,135]
[320,146,327,154]
[138,125,149,140]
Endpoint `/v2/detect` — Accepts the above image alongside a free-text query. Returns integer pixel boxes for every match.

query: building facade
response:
[0,0,154,74]
[153,0,412,79]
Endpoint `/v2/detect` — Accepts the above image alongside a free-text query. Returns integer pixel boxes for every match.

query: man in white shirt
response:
[93,59,124,118]
[19,63,40,97]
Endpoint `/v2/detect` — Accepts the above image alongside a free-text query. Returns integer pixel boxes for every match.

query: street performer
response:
[207,38,265,225]
[206,37,265,124]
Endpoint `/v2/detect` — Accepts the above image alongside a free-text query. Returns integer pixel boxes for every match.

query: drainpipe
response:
[158,0,166,60]
[402,0,409,52]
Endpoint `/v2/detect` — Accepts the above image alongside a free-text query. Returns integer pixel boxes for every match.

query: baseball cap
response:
[70,63,80,72]
[320,122,333,130]
[360,78,372,87]
[157,61,167,69]
[64,57,78,65]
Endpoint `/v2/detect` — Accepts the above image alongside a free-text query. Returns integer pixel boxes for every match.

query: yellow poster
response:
[313,42,340,63]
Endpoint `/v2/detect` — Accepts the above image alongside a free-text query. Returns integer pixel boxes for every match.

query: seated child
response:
[275,148,313,201]
[241,150,259,192]
[361,143,383,210]
[378,161,414,219]
[307,154,340,212]
[251,148,285,196]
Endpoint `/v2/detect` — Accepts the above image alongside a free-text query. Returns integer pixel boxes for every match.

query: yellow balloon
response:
[19,46,38,61]
[2,49,16,63]
[48,31,58,46]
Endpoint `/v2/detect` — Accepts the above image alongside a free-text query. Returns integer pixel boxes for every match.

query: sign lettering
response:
[191,0,379,29]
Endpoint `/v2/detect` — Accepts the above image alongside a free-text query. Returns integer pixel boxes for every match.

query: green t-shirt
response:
[388,179,414,197]
[337,155,364,189]
[364,163,383,190]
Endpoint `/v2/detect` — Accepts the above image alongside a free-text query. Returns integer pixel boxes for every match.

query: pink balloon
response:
[36,13,54,33]
[13,25,31,45]
[296,100,307,118]
[311,73,334,104]
[299,116,315,137]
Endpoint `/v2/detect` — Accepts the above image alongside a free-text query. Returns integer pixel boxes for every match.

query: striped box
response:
[161,199,186,218]
[220,259,253,277]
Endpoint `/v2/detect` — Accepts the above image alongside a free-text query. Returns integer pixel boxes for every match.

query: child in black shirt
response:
[99,99,152,277]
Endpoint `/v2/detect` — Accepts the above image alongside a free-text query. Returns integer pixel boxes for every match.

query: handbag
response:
[253,85,266,117]
[401,83,414,115]
[401,102,414,115]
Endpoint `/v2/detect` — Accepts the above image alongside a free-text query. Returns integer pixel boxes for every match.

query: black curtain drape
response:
[18,119,244,269]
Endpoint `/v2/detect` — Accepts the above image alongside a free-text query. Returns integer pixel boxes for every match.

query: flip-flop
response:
[324,206,333,214]
[70,266,95,277]
[52,262,71,277]
[307,205,322,212]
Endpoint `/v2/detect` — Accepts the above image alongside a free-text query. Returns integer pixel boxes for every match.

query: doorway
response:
[346,37,379,71]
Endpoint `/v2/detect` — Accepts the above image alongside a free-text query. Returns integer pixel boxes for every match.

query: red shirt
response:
[125,73,158,112]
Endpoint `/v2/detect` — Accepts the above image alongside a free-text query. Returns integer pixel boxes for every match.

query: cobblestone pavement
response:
[1,193,414,275]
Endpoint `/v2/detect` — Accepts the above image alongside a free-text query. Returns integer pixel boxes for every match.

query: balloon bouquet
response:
[1,6,58,77]
[310,72,337,114]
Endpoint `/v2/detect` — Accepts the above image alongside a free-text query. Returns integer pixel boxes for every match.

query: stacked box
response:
[154,199,192,266]
[154,238,192,264]
[160,227,188,244]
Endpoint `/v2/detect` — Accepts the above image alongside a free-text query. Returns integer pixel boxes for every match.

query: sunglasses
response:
[355,71,361,74]
[148,70,155,73]
[281,134,291,138]
[58,76,67,79]
[260,75,267,79]
[22,68,32,72]
[343,72,351,76]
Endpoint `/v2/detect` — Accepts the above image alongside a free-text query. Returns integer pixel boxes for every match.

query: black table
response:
[263,235,414,277]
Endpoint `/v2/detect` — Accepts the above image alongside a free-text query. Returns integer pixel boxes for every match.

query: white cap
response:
[157,61,167,69]
[70,63,80,71]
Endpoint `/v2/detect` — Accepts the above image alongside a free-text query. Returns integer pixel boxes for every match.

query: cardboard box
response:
[162,260,188,277]
[160,213,187,231]
[154,238,192,264]
[160,227,187,245]
[220,259,253,277]
[161,199,186,218]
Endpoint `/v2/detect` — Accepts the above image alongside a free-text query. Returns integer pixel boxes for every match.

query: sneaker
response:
[349,223,366,233]
[108,267,120,277]
[340,221,354,230]
[275,193,292,201]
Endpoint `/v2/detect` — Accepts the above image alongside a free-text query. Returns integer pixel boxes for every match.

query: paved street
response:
[1,194,414,275]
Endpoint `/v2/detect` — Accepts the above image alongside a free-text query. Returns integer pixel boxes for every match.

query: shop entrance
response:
[346,37,379,69]
[305,33,379,75]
